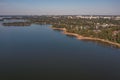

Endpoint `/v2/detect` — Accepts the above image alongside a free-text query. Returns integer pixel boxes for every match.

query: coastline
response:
[52,27,120,48]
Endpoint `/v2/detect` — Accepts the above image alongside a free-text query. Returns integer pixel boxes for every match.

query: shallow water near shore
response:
[0,24,120,80]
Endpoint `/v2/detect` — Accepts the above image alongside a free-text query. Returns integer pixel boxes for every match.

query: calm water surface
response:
[0,24,120,80]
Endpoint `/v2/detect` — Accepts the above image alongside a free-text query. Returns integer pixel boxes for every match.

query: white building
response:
[76,16,99,19]
[115,16,120,20]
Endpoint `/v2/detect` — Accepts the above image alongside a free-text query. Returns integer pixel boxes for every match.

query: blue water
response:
[0,24,120,80]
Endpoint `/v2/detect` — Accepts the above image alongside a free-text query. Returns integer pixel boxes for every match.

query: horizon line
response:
[0,14,120,16]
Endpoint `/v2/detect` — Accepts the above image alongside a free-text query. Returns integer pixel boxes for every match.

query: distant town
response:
[1,15,120,20]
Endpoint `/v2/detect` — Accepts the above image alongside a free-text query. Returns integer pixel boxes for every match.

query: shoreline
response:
[52,27,120,48]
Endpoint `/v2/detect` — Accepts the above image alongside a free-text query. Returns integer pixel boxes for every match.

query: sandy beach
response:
[52,27,120,48]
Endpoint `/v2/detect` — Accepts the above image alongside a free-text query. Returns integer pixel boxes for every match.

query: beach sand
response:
[52,27,120,48]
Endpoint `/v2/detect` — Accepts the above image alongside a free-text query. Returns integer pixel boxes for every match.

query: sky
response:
[0,0,120,15]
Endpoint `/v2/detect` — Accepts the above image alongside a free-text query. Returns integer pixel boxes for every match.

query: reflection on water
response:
[65,35,76,39]
[0,24,120,80]
[52,29,62,32]
[82,39,120,49]
[53,29,76,39]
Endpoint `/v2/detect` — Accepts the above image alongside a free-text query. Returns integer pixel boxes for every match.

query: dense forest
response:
[51,18,120,44]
